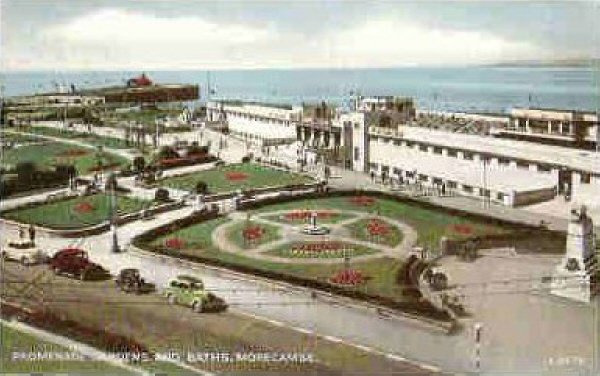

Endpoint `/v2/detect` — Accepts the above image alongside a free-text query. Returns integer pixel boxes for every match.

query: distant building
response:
[492,108,599,149]
[206,100,301,146]
[126,73,153,87]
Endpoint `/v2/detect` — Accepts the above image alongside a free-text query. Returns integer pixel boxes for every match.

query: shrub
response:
[154,188,170,202]
[241,155,251,163]
[133,156,146,173]
[155,146,179,161]
[105,173,118,191]
[195,181,208,194]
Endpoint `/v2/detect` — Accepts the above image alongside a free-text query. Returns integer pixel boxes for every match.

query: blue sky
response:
[2,1,599,71]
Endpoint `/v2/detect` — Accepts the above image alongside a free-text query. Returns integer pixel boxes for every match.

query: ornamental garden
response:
[136,193,516,313]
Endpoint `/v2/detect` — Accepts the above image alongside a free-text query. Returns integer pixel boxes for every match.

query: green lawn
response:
[345,218,404,247]
[20,126,132,149]
[159,163,313,194]
[145,217,407,299]
[0,323,136,375]
[265,241,379,259]
[252,196,509,249]
[1,139,129,174]
[226,220,281,249]
[3,193,148,229]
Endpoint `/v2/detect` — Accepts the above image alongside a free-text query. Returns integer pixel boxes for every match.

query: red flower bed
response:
[74,201,95,213]
[292,242,344,252]
[225,172,249,181]
[165,237,185,249]
[243,225,264,241]
[450,224,473,235]
[329,269,365,285]
[366,219,389,236]
[58,149,89,157]
[284,210,336,221]
[348,196,376,206]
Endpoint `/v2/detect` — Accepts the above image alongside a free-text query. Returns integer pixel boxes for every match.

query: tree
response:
[195,181,208,194]
[133,156,146,174]
[154,188,170,202]
[15,161,37,182]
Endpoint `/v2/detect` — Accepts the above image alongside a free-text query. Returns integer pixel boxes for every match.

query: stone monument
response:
[551,206,597,303]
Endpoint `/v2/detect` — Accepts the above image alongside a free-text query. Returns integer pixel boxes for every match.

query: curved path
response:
[211,209,418,264]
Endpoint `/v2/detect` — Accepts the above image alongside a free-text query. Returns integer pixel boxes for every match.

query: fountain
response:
[301,211,330,235]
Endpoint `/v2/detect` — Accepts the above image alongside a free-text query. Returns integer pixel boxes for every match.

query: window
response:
[496,192,505,201]
[463,152,473,160]
[447,181,457,189]
[354,147,360,161]
[393,140,401,146]
[581,173,591,184]
[447,149,457,157]
[516,161,529,169]
[419,144,428,152]
[463,185,473,193]
[393,167,402,175]
[433,146,443,154]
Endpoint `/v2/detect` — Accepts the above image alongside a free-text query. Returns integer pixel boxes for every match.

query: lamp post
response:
[109,179,121,253]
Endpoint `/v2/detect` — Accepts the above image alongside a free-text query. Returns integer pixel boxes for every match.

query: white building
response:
[206,101,301,146]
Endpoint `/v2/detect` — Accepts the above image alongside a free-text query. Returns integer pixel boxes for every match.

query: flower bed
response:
[157,154,215,169]
[348,196,376,206]
[165,237,186,249]
[225,171,249,181]
[58,148,89,157]
[266,241,378,259]
[449,224,473,235]
[242,225,264,242]
[329,269,366,286]
[283,210,337,221]
[366,218,389,236]
[74,201,95,213]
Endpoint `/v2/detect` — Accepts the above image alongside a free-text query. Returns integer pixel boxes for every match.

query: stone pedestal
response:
[551,206,597,303]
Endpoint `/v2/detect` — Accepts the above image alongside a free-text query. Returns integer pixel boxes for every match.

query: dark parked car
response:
[115,268,156,294]
[49,248,110,280]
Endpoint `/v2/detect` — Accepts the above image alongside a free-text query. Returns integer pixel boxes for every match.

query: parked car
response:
[49,248,110,280]
[164,275,227,313]
[2,240,49,266]
[115,268,156,294]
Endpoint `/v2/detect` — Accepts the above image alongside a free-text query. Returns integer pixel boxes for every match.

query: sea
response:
[1,66,598,114]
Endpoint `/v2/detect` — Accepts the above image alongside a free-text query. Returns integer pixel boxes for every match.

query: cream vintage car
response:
[1,239,50,266]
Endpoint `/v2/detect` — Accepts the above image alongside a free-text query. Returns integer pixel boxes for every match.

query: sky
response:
[2,0,599,71]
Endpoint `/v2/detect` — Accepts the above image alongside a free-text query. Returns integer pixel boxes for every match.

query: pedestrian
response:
[28,224,36,245]
[441,183,446,196]
[370,171,375,182]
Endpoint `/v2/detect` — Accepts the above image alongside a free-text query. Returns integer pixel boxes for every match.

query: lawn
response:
[159,163,313,194]
[226,220,281,249]
[21,126,132,149]
[265,241,379,259]
[3,193,149,229]
[345,217,404,247]
[251,196,510,249]
[1,139,129,174]
[145,217,408,299]
[0,323,135,374]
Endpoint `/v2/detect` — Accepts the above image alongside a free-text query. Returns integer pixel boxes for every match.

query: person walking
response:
[28,224,36,245]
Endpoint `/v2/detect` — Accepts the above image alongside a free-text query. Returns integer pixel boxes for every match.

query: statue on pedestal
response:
[551,206,597,303]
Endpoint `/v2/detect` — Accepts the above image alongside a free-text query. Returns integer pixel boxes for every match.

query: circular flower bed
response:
[329,269,365,285]
[449,224,473,235]
[74,202,95,213]
[225,172,249,181]
[366,218,389,236]
[348,196,376,206]
[284,210,336,221]
[243,225,264,242]
[165,237,186,249]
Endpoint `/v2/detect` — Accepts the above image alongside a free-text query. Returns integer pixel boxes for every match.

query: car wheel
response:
[79,270,88,281]
[20,256,29,266]
[192,300,204,313]
[52,266,61,275]
[167,294,176,305]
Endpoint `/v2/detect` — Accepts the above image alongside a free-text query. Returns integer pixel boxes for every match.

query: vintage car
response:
[2,239,50,266]
[164,275,227,313]
[49,248,111,280]
[115,268,156,294]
